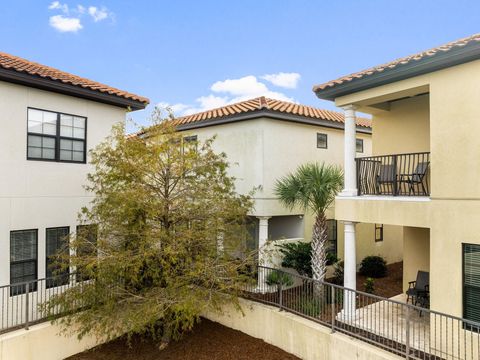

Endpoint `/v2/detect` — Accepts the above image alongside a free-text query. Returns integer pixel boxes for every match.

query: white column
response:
[340,104,358,197]
[341,221,357,320]
[257,216,271,292]
[257,216,270,266]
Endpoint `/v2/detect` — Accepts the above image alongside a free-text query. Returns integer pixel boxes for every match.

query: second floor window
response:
[356,138,364,153]
[317,133,327,149]
[27,108,87,163]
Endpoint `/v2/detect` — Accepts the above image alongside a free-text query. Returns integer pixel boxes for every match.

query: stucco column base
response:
[336,309,359,322]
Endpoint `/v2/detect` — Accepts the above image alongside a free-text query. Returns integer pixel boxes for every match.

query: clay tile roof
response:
[0,51,149,106]
[313,33,480,93]
[169,96,371,128]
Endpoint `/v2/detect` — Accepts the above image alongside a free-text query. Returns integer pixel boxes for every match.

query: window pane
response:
[73,127,85,139]
[60,125,73,137]
[74,117,85,128]
[43,111,57,123]
[73,151,84,162]
[28,109,42,122]
[28,146,42,158]
[43,137,55,149]
[60,115,73,126]
[28,135,42,147]
[60,139,73,150]
[73,140,84,151]
[42,148,55,159]
[28,121,43,133]
[60,150,73,161]
[43,123,56,135]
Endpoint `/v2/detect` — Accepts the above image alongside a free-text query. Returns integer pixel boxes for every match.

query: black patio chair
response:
[375,164,396,195]
[398,162,429,196]
[406,271,429,307]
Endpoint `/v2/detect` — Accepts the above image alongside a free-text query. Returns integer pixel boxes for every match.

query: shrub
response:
[331,261,344,285]
[326,252,339,266]
[359,256,387,278]
[364,277,375,294]
[266,270,294,287]
[276,242,312,277]
[295,295,322,317]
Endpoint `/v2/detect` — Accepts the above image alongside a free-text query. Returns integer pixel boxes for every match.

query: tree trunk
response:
[311,213,328,290]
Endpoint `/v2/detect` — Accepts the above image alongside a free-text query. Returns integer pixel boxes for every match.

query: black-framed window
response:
[10,229,37,295]
[375,224,384,242]
[463,244,480,323]
[356,138,364,153]
[27,108,87,163]
[183,135,198,152]
[76,224,98,281]
[326,220,337,256]
[46,227,70,288]
[317,133,328,149]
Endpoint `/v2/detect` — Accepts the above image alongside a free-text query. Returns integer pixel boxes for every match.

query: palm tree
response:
[274,163,343,283]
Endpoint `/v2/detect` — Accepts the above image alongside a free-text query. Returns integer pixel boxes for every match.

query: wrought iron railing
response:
[356,152,430,196]
[245,266,480,360]
[0,273,76,333]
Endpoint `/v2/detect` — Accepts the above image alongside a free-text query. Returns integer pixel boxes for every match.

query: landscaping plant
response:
[276,241,312,277]
[266,270,294,287]
[274,163,343,284]
[43,112,255,348]
[359,256,388,278]
[364,278,375,294]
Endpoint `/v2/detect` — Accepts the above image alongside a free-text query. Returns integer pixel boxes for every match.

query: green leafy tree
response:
[43,113,255,348]
[274,163,343,284]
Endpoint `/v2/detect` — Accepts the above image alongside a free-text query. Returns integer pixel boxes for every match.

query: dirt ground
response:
[66,318,299,360]
[356,261,403,298]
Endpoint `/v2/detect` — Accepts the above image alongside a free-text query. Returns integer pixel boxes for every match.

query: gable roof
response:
[313,33,480,101]
[129,97,371,139]
[0,51,149,110]
[172,96,371,128]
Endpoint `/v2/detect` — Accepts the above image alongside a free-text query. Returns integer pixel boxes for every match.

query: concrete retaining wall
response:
[205,299,402,360]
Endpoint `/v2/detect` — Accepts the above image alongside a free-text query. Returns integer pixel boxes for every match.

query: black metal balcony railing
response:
[356,152,430,196]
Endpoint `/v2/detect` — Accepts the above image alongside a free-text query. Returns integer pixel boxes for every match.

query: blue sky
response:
[1,1,479,130]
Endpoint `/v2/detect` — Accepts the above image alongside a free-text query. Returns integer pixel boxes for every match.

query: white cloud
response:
[88,6,109,22]
[261,72,301,89]
[49,15,82,32]
[158,74,298,117]
[48,1,69,13]
[76,5,86,14]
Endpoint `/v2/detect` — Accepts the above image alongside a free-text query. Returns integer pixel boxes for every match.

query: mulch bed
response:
[356,262,403,298]
[66,318,300,360]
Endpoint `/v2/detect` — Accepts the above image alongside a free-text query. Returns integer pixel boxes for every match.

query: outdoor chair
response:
[398,162,429,196]
[406,271,429,308]
[375,164,396,195]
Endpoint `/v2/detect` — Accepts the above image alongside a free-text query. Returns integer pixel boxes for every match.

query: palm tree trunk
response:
[311,212,328,285]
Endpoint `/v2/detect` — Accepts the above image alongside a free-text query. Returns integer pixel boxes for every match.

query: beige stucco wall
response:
[402,227,430,292]
[0,322,102,360]
[330,59,480,317]
[0,80,126,287]
[189,119,401,266]
[204,298,402,360]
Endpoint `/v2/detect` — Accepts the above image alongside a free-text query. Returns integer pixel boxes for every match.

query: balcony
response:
[356,152,430,197]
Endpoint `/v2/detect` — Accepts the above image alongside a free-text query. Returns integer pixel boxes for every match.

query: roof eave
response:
[0,67,148,111]
[176,109,372,134]
[314,41,480,101]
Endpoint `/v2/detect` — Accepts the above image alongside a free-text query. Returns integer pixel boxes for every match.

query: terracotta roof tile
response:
[313,33,480,93]
[0,51,149,105]
[166,96,370,128]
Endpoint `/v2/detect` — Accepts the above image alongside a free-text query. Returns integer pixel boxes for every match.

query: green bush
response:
[359,256,387,278]
[364,277,375,294]
[295,295,322,317]
[266,270,294,287]
[276,242,312,277]
[331,260,344,285]
[326,252,339,266]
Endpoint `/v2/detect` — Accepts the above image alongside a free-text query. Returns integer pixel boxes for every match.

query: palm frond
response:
[274,163,343,215]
